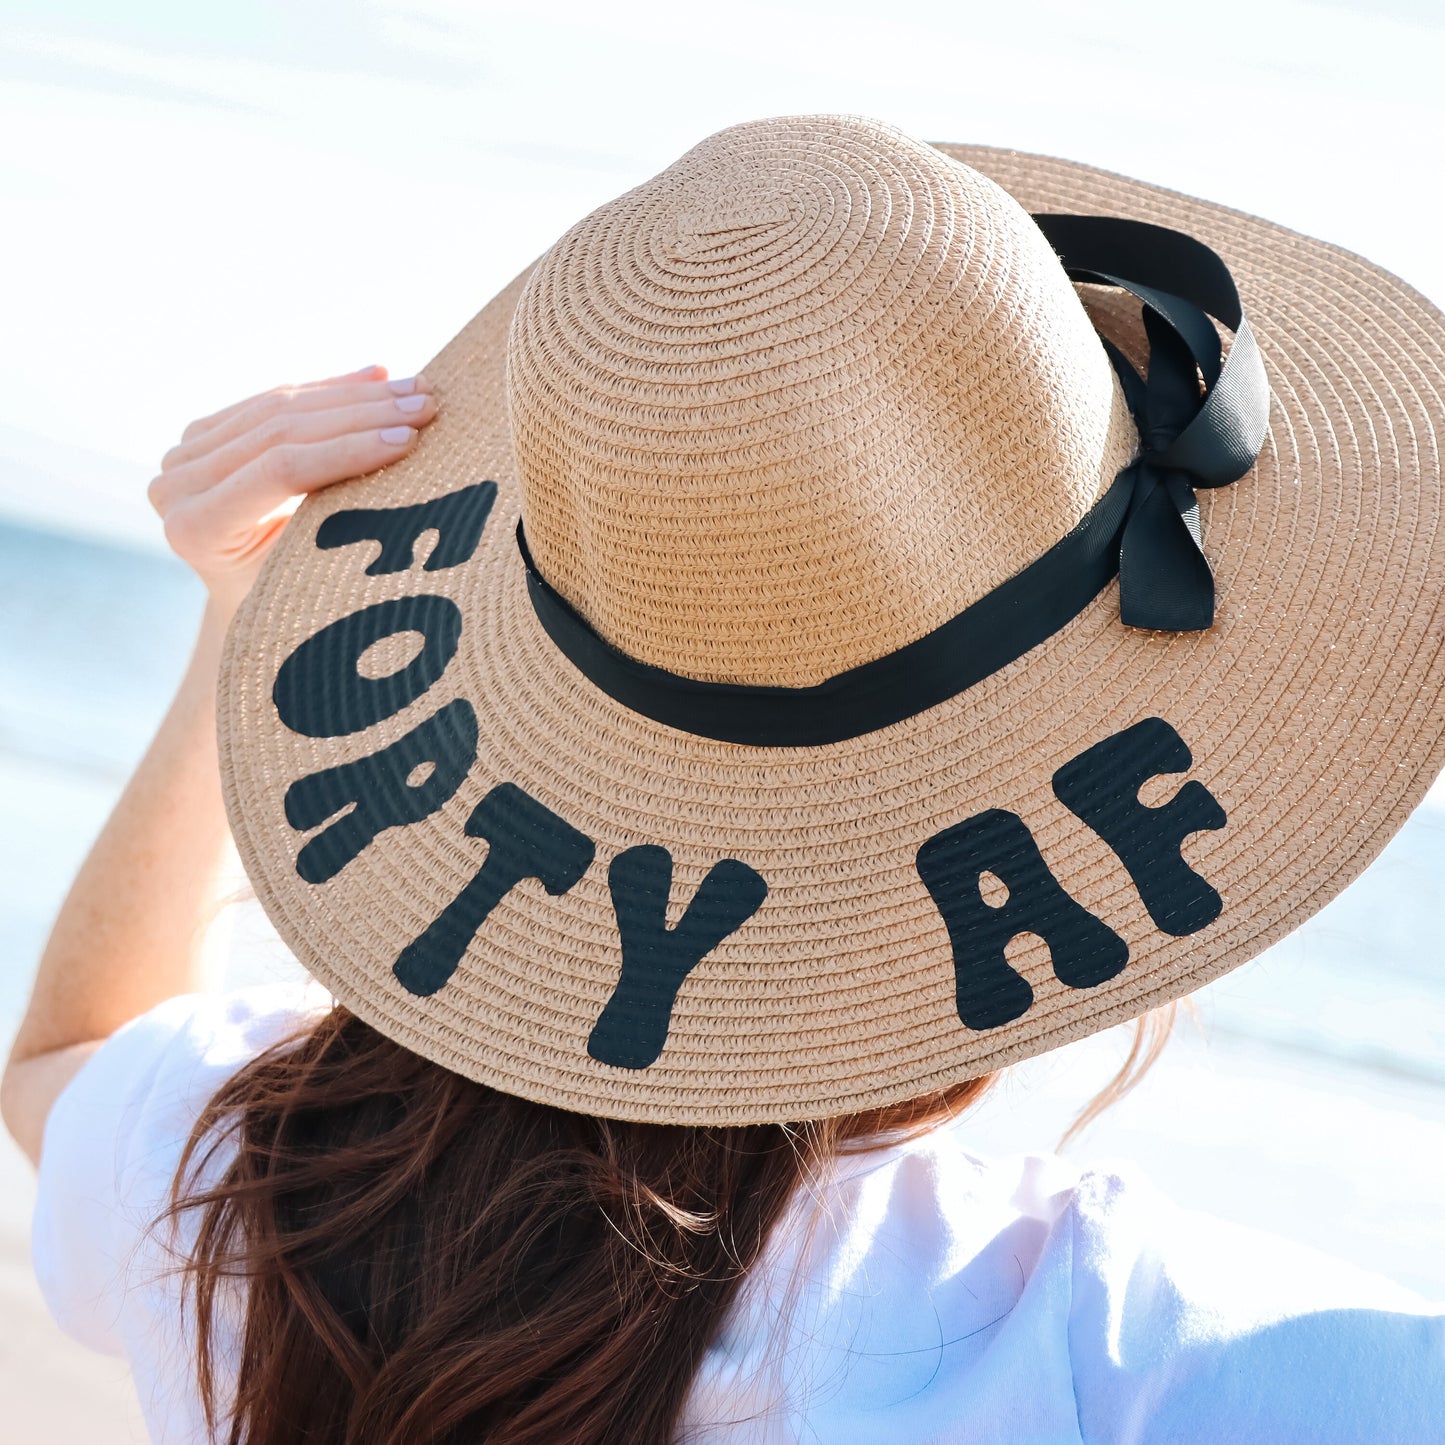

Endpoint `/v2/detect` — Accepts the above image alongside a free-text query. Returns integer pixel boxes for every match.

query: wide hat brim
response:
[218,144,1445,1125]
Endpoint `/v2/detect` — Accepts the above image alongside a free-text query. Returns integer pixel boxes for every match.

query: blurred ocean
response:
[0,518,203,1032]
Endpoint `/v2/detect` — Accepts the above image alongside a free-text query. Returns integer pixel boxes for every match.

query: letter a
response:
[917,809,1128,1030]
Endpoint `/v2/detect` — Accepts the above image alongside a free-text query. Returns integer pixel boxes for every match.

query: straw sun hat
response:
[218,115,1445,1125]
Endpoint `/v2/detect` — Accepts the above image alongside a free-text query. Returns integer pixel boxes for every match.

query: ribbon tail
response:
[1118,468,1217,631]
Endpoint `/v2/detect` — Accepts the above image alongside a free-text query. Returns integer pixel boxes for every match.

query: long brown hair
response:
[163,1002,1172,1444]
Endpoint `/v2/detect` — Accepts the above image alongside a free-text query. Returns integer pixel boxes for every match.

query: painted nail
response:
[395,392,428,414]
[387,377,418,396]
[379,426,415,445]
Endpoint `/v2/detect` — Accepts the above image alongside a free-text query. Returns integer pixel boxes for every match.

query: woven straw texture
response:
[218,116,1445,1125]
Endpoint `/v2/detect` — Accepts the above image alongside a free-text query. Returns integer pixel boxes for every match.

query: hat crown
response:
[506,115,1136,687]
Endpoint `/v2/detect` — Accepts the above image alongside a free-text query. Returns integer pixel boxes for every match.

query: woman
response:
[5,115,1445,1443]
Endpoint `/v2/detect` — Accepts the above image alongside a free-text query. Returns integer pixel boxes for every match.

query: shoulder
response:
[1056,1161,1445,1440]
[1061,1159,1434,1319]
[49,979,332,1165]
[31,980,332,1354]
[42,976,335,1206]
[78,978,335,1093]
[693,1129,1445,1442]
[692,1132,1094,1437]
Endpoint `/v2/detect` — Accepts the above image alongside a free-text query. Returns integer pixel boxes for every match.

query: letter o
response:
[272,595,463,738]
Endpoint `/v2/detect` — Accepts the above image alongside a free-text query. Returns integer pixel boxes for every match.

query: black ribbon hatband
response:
[519,214,1271,747]
[1034,215,1270,630]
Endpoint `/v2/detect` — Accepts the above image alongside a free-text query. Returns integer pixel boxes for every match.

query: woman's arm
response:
[0,363,438,1165]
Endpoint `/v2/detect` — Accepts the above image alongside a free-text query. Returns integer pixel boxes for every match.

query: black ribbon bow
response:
[518,213,1274,746]
[1035,214,1271,631]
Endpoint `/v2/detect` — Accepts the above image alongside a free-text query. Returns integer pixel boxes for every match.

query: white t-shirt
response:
[32,983,1445,1443]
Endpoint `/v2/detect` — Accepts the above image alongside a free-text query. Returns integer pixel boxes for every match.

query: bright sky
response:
[3,0,1443,546]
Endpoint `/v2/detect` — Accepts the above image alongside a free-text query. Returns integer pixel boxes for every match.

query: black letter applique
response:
[916,809,1128,1031]
[1052,717,1226,937]
[393,783,596,997]
[284,699,479,884]
[315,481,497,575]
[587,846,769,1070]
[273,595,462,738]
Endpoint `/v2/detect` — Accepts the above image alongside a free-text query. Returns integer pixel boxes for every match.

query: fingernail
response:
[379,426,415,445]
[387,377,418,396]
[394,392,428,414]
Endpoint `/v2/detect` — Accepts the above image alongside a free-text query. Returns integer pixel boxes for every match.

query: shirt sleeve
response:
[1065,1167,1445,1444]
[30,981,332,1356]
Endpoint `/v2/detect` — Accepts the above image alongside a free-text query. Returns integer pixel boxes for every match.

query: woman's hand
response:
[147,363,439,617]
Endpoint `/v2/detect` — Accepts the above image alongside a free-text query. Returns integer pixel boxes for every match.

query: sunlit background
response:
[3,1,1444,1436]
